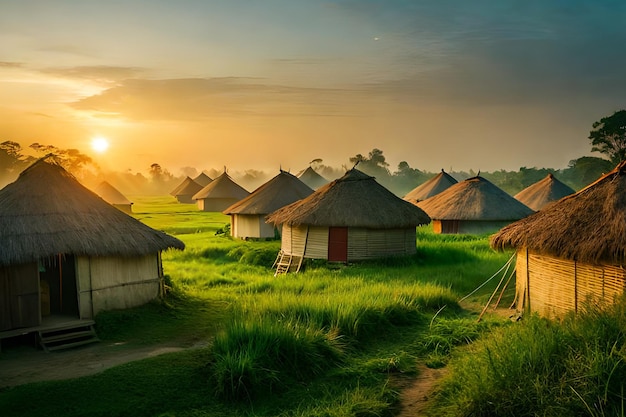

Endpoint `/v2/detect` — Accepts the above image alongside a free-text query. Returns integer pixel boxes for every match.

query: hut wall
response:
[176,195,196,204]
[280,224,312,257]
[516,249,626,317]
[435,220,512,235]
[76,254,162,318]
[197,198,239,212]
[232,214,275,239]
[304,226,329,259]
[0,263,40,331]
[347,228,416,260]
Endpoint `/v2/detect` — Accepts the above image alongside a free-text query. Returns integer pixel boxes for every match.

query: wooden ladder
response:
[273,251,304,275]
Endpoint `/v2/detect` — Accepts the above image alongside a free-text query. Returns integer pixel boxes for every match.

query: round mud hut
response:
[193,171,249,212]
[170,176,203,204]
[94,181,133,214]
[223,170,313,240]
[266,168,431,273]
[417,175,534,234]
[404,169,458,204]
[514,173,575,211]
[0,157,184,334]
[296,166,329,190]
[491,161,626,318]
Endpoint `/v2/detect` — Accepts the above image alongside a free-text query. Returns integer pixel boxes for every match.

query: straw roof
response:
[296,166,329,190]
[169,176,203,197]
[491,161,626,265]
[0,157,184,266]
[404,169,458,203]
[417,175,534,221]
[266,168,430,228]
[94,181,132,206]
[193,171,249,200]
[193,172,213,187]
[514,173,575,211]
[223,170,313,215]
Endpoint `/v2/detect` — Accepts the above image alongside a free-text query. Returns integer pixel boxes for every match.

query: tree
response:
[589,110,626,164]
[0,141,31,185]
[29,143,95,178]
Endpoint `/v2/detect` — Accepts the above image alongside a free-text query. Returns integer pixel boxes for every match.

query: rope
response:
[458,253,516,303]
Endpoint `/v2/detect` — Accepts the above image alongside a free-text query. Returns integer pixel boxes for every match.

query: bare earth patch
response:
[393,364,448,416]
[0,341,194,388]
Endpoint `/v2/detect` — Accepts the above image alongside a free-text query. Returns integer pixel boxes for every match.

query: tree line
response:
[1,109,624,195]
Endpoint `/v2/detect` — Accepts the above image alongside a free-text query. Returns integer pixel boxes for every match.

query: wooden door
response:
[328,227,348,262]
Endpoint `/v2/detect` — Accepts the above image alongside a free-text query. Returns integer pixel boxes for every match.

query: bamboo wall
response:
[435,220,513,234]
[77,254,161,318]
[280,225,416,261]
[516,249,626,317]
[231,214,274,239]
[197,198,239,212]
[0,263,40,331]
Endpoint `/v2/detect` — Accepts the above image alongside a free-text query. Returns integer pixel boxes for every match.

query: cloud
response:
[69,77,365,120]
[39,65,147,85]
[0,61,23,68]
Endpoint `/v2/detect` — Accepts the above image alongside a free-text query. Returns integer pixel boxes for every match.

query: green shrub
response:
[209,318,345,401]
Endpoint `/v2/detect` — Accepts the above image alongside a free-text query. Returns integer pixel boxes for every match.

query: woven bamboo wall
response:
[78,255,161,317]
[348,228,416,260]
[516,249,626,317]
[304,226,329,259]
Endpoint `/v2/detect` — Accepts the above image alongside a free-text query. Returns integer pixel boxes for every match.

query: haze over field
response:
[1,1,625,176]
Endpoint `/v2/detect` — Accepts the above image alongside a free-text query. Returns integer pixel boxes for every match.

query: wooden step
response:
[38,324,99,352]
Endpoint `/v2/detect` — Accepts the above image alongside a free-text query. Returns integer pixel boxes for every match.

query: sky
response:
[1,0,625,176]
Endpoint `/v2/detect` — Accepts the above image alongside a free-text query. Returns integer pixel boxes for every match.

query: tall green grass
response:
[0,197,517,416]
[430,299,626,417]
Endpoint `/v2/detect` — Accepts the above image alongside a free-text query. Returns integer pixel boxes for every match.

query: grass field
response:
[0,196,519,416]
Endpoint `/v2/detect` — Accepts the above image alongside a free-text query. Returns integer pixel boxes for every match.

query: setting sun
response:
[91,137,110,153]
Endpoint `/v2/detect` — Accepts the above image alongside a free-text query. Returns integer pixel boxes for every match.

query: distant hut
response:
[223,170,313,239]
[297,166,329,190]
[417,175,534,234]
[170,176,203,204]
[193,172,213,187]
[404,169,458,204]
[193,170,249,212]
[514,173,575,211]
[94,181,133,214]
[491,161,626,318]
[266,168,430,273]
[0,157,184,341]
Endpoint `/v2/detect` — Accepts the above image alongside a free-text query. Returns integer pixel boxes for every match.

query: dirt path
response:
[393,364,448,417]
[0,340,200,388]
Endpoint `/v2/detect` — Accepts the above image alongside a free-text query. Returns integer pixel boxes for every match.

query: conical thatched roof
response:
[491,161,626,265]
[193,172,213,187]
[296,166,329,190]
[193,171,249,200]
[514,173,575,211]
[266,168,430,228]
[94,181,132,206]
[0,157,184,266]
[404,169,458,203]
[417,175,534,221]
[223,170,313,215]
[169,176,203,197]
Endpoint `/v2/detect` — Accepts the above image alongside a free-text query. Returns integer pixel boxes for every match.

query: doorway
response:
[39,254,79,318]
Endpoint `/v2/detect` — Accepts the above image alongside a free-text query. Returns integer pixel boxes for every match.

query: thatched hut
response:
[170,176,203,204]
[491,161,626,318]
[0,157,184,334]
[296,166,329,190]
[94,181,133,214]
[223,170,313,239]
[417,175,534,234]
[193,172,213,187]
[193,171,249,212]
[404,169,458,204]
[514,173,575,211]
[266,168,430,271]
